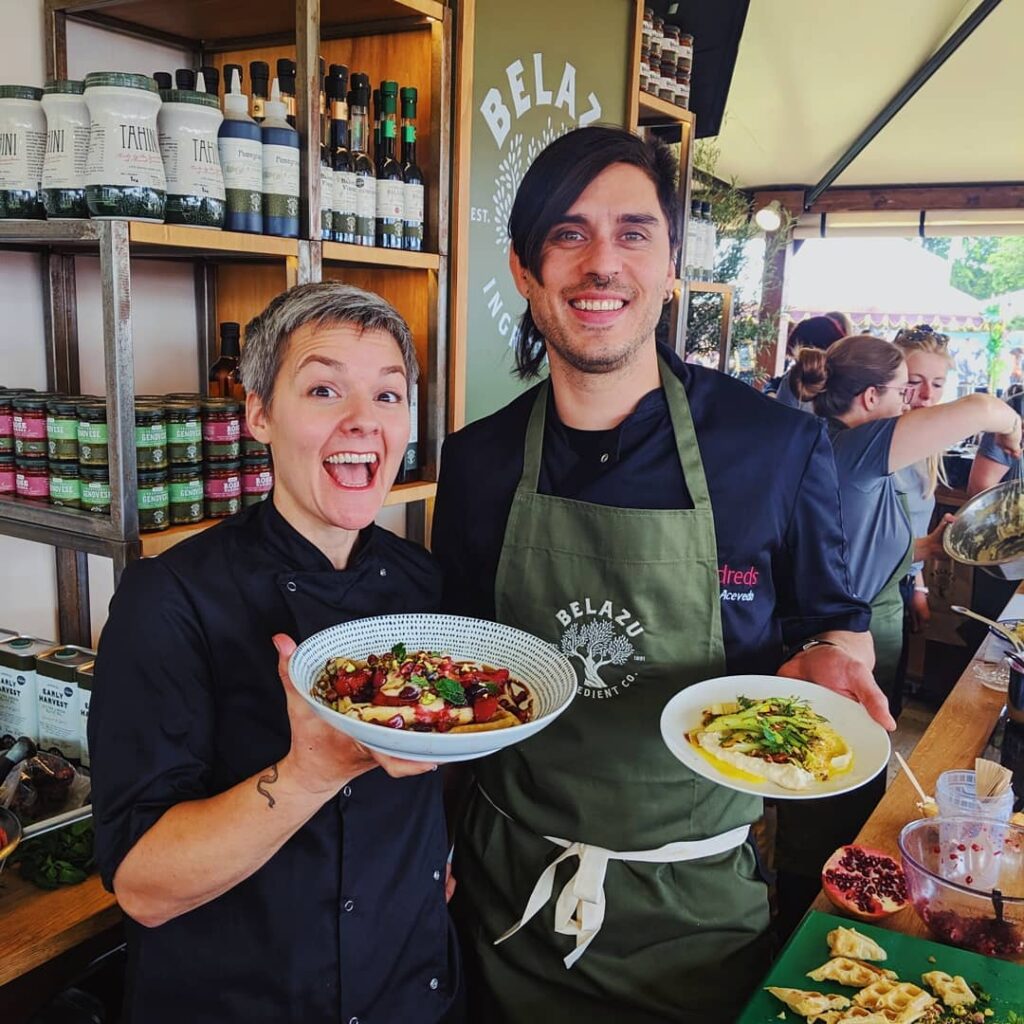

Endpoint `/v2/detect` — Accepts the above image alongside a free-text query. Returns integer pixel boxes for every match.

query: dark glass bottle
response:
[208,322,244,400]
[153,72,172,91]
[348,75,376,247]
[329,65,355,244]
[249,61,269,122]
[372,86,381,160]
[400,86,424,252]
[199,66,219,99]
[375,82,403,249]
[276,58,297,128]
[175,68,196,91]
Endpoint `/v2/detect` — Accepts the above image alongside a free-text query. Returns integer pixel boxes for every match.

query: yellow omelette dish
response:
[686,695,852,791]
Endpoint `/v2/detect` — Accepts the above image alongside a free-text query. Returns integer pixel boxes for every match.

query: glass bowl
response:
[0,805,22,865]
[898,817,1024,959]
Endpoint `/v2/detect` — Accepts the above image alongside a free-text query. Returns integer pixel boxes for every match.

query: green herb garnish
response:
[391,643,407,662]
[12,820,94,890]
[435,678,468,706]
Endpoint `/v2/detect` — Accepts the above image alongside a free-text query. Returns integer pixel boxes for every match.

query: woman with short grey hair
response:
[89,282,459,1024]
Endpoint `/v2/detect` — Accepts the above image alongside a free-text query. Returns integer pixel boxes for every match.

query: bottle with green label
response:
[400,87,425,252]
[260,78,299,239]
[348,74,375,247]
[375,81,404,250]
[329,65,355,244]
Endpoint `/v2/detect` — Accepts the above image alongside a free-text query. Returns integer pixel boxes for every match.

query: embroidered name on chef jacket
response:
[718,563,762,604]
[554,598,646,701]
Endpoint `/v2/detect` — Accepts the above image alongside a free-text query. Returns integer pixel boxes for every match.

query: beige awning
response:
[713,0,1024,191]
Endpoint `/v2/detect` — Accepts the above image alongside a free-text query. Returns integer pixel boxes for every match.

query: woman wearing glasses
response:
[790,334,1020,712]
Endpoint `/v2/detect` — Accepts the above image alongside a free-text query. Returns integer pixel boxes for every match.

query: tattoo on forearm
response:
[257,764,279,809]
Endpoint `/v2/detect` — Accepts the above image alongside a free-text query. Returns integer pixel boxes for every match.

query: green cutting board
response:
[737,911,1024,1022]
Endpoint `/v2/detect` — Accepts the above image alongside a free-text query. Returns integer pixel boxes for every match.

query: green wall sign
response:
[464,0,632,424]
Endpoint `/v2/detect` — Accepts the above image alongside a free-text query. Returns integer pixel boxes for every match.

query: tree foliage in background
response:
[951,237,999,298]
[985,303,1006,393]
[921,237,951,259]
[990,237,1024,296]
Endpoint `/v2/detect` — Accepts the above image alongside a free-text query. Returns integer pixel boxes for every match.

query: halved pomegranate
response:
[821,844,909,921]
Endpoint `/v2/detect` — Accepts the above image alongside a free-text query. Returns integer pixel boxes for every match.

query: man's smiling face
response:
[510,162,676,376]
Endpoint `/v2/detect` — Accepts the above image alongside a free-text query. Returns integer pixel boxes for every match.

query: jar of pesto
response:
[13,394,49,458]
[48,460,81,508]
[83,72,165,221]
[137,468,169,531]
[134,403,167,470]
[77,401,108,466]
[166,400,202,464]
[80,464,110,514]
[46,396,79,461]
[169,463,204,525]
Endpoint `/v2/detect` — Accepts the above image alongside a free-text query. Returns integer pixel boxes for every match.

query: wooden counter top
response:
[0,870,119,987]
[810,597,1018,956]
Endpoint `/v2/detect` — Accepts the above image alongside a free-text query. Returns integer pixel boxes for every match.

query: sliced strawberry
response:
[472,695,500,723]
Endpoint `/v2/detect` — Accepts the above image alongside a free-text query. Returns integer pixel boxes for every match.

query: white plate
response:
[659,675,891,800]
[289,614,577,762]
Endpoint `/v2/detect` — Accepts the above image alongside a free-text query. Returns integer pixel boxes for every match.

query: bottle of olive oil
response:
[249,61,269,122]
[208,322,244,399]
[348,74,375,247]
[328,64,356,244]
[276,58,297,128]
[400,87,424,252]
[375,81,403,249]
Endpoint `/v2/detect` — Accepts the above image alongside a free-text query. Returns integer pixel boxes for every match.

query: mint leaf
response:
[391,643,407,661]
[435,677,467,706]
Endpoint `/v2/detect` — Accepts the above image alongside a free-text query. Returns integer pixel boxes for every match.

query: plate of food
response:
[660,675,891,799]
[289,614,578,762]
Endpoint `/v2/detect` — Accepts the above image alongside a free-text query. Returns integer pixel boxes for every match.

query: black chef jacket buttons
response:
[342,785,352,798]
[429,978,439,990]
[600,453,610,463]
[285,580,297,592]
[344,899,356,912]
[349,1018,360,1024]
[432,869,441,881]
[379,567,387,577]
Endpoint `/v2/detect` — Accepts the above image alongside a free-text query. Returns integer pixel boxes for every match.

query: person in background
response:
[774,314,848,411]
[89,284,459,1024]
[777,335,1020,936]
[968,388,1024,496]
[891,325,955,704]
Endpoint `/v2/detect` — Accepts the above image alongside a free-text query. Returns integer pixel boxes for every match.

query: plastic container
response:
[48,460,80,508]
[40,80,90,218]
[157,81,225,227]
[0,85,46,220]
[935,770,1014,822]
[80,464,110,514]
[77,400,107,466]
[899,817,1024,959]
[83,72,166,221]
[169,463,203,525]
[218,67,262,234]
[137,468,169,532]
[46,396,79,461]
[204,459,241,517]
[12,394,48,458]
[260,79,299,238]
[15,459,49,500]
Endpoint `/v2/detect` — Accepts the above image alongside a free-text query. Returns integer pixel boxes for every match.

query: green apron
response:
[451,361,771,1024]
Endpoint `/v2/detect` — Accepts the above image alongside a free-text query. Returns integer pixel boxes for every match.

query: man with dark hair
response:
[433,126,889,1022]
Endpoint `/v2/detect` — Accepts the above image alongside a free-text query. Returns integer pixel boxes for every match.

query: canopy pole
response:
[804,0,1003,209]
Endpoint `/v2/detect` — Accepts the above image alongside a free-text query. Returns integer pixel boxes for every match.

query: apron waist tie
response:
[480,786,750,969]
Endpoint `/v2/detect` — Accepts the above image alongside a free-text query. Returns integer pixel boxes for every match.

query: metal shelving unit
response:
[0,0,455,645]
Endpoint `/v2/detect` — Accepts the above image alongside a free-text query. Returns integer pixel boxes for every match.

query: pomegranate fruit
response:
[821,844,909,921]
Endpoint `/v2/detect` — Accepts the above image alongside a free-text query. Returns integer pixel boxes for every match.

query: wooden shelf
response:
[322,241,441,271]
[140,482,438,557]
[128,223,299,259]
[54,0,444,48]
[686,281,733,295]
[637,90,695,127]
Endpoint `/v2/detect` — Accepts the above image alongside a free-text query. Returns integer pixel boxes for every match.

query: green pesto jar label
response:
[167,420,201,443]
[136,422,166,448]
[169,479,202,504]
[78,421,108,444]
[138,483,168,509]
[82,480,111,510]
[49,474,80,503]
[46,415,78,439]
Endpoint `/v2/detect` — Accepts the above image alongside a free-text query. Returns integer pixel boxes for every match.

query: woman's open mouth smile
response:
[323,451,380,490]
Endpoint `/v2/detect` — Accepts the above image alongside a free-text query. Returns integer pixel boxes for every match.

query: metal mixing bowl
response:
[944,480,1024,580]
[0,805,22,865]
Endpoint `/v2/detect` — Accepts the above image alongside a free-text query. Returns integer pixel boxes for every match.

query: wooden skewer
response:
[975,757,1013,798]
[895,751,931,803]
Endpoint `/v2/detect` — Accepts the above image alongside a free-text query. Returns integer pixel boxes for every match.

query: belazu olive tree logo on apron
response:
[555,599,645,698]
[463,0,631,424]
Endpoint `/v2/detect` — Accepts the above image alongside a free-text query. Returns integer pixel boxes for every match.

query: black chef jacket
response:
[89,498,458,1024]
[432,344,870,673]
